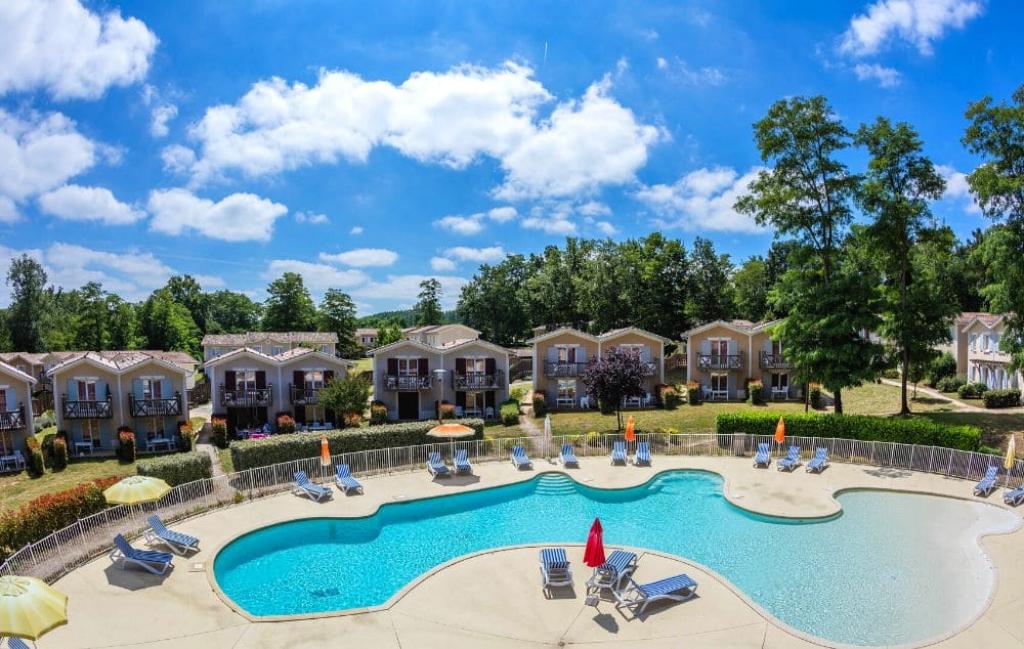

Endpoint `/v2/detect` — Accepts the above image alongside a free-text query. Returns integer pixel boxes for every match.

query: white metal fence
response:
[2,432,1021,584]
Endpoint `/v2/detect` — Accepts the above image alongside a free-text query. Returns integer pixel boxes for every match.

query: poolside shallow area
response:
[40,455,1024,649]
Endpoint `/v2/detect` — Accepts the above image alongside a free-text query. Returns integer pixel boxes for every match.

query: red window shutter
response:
[293,371,304,388]
[485,358,496,374]
[568,347,576,363]
[418,358,428,375]
[255,371,266,389]
[387,359,398,376]
[224,371,236,390]
[323,370,334,383]
[455,358,466,374]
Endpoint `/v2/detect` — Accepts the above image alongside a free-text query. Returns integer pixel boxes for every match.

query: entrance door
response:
[398,392,419,420]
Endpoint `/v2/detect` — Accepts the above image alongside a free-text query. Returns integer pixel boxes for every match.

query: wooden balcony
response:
[62,396,113,419]
[760,352,793,369]
[383,375,432,391]
[697,353,744,370]
[220,385,274,407]
[544,361,588,377]
[0,406,26,430]
[454,370,505,390]
[128,394,182,417]
[290,384,322,404]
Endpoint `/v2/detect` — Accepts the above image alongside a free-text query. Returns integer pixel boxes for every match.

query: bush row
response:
[983,389,1021,409]
[229,418,485,471]
[715,412,981,451]
[936,375,966,393]
[136,452,213,486]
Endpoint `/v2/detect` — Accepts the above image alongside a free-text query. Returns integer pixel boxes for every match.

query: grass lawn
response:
[484,420,525,439]
[351,357,372,375]
[839,382,957,416]
[543,401,809,436]
[218,447,234,473]
[0,457,135,514]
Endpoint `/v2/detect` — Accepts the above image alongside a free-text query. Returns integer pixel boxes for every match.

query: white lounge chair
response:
[539,548,573,590]
[614,574,698,617]
[144,515,199,555]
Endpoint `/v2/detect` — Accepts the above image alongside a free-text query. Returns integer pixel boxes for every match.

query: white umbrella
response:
[544,414,552,438]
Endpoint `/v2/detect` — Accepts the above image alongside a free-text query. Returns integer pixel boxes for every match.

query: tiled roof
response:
[0,352,48,365]
[957,312,1003,328]
[201,331,338,346]
[48,350,195,374]
[205,346,351,366]
[355,328,378,336]
[0,360,38,384]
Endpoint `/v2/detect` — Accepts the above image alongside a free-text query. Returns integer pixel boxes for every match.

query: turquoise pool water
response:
[213,471,1018,646]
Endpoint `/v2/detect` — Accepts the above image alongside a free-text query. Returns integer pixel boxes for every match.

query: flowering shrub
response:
[23,436,44,476]
[117,427,135,463]
[369,400,388,425]
[343,412,362,427]
[276,413,296,434]
[657,384,680,409]
[686,381,701,405]
[211,415,228,449]
[52,436,69,470]
[178,421,196,451]
[438,401,455,420]
[747,380,764,405]
[532,393,547,418]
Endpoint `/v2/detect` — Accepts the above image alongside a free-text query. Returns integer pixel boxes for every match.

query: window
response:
[76,380,97,401]
[556,346,577,363]
[771,340,783,356]
[710,339,729,356]
[210,347,221,358]
[618,344,644,357]
[270,346,285,356]
[968,334,977,352]
[710,373,728,393]
[557,379,577,401]
[250,345,262,354]
[771,373,789,389]
[464,357,487,374]
[304,370,325,389]
[465,392,481,412]
[320,345,330,354]
[142,378,163,400]
[236,370,258,391]
[81,419,101,448]
[0,387,7,412]
[398,358,419,376]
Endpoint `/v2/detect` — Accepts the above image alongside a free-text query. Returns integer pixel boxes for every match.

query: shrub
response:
[747,380,764,405]
[808,383,823,409]
[33,410,55,433]
[957,381,990,399]
[343,412,363,427]
[438,401,455,420]
[229,418,486,471]
[51,436,68,471]
[510,384,528,402]
[499,399,520,426]
[983,389,1021,409]
[686,381,701,405]
[318,375,372,421]
[657,384,681,409]
[211,416,228,449]
[936,375,966,393]
[926,352,957,387]
[532,393,547,417]
[369,400,388,425]
[137,452,212,486]
[116,427,136,464]
[39,431,59,469]
[23,436,44,476]
[276,413,296,434]
[715,412,981,451]
[178,421,196,451]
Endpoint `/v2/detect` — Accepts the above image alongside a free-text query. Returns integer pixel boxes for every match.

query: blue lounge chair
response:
[293,471,332,501]
[806,447,829,473]
[777,446,801,472]
[974,465,1000,496]
[560,443,579,467]
[586,549,638,593]
[110,534,173,574]
[753,442,770,468]
[614,574,699,617]
[5,638,30,649]
[511,445,532,469]
[144,515,199,555]
[1004,484,1024,506]
[427,451,450,477]
[454,449,472,474]
[634,441,651,466]
[611,441,627,465]
[539,547,573,589]
[335,464,363,494]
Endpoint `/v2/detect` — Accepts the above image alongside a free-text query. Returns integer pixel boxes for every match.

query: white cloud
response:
[38,184,144,225]
[578,201,612,217]
[349,225,364,235]
[0,196,19,223]
[0,0,157,100]
[853,63,902,87]
[522,215,577,235]
[150,104,178,138]
[294,211,329,224]
[262,259,369,292]
[655,56,727,86]
[487,206,518,222]
[319,248,399,267]
[595,221,618,235]
[445,246,505,263]
[434,214,485,235]
[656,57,669,70]
[430,256,457,272]
[635,166,765,233]
[840,0,982,57]
[937,164,981,214]
[161,144,196,173]
[351,274,468,309]
[147,188,288,242]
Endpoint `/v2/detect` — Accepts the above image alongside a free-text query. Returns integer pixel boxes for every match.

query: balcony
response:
[62,396,113,419]
[454,370,505,390]
[383,375,433,391]
[290,384,322,404]
[220,385,274,407]
[641,358,659,376]
[697,353,744,370]
[128,394,182,417]
[760,352,793,369]
[544,361,588,377]
[0,406,26,430]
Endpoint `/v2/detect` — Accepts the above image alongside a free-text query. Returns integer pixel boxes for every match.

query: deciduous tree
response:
[414,278,444,326]
[262,272,317,331]
[580,347,647,431]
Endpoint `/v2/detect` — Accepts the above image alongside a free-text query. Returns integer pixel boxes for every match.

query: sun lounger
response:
[144,515,199,555]
[614,574,698,617]
[806,447,829,473]
[611,441,627,465]
[5,637,30,649]
[511,445,532,469]
[335,464,364,493]
[110,534,173,574]
[974,465,1000,496]
[1004,484,1024,506]
[454,449,472,474]
[753,442,771,467]
[293,471,332,501]
[560,443,579,467]
[634,441,651,466]
[586,549,638,592]
[777,446,801,472]
[427,451,450,477]
[539,547,573,589]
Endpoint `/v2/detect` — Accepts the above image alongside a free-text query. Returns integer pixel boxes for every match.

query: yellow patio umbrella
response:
[1005,435,1017,471]
[774,417,786,444]
[0,575,68,640]
[103,475,171,505]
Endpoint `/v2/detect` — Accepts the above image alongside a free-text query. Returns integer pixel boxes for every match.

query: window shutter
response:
[485,358,496,374]
[577,346,586,362]
[133,379,144,400]
[700,340,711,355]
[456,391,466,407]
[294,405,306,424]
[159,379,169,399]
[567,347,576,363]
[324,370,334,383]
[418,358,428,375]
[4,388,13,412]
[387,359,398,376]
[255,371,266,389]
[69,379,78,399]
[763,338,773,353]
[96,380,107,400]
[456,358,466,374]
[293,371,304,388]
[224,371,236,390]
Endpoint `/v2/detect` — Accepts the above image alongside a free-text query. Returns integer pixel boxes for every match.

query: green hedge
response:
[715,412,981,451]
[499,400,520,426]
[983,389,1021,409]
[229,418,485,471]
[137,452,213,486]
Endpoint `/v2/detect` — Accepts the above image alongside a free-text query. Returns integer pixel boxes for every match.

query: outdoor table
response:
[147,438,172,452]
[74,441,93,456]
[0,454,18,471]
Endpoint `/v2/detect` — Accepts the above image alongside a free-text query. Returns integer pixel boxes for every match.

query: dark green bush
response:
[211,416,228,448]
[957,381,990,399]
[137,452,213,486]
[23,436,44,476]
[369,400,388,425]
[685,381,701,405]
[532,393,547,418]
[229,418,485,471]
[926,352,957,387]
[499,399,520,426]
[116,427,135,463]
[715,411,981,451]
[809,384,823,409]
[936,375,966,393]
[51,436,68,471]
[983,389,1021,409]
[747,380,765,405]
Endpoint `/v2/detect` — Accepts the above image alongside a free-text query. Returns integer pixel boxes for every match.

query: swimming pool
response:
[213,470,1019,646]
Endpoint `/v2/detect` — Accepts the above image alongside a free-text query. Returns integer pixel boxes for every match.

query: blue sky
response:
[0,0,1019,314]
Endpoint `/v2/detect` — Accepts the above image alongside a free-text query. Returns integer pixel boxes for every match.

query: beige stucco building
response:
[943,312,1022,390]
[0,360,37,468]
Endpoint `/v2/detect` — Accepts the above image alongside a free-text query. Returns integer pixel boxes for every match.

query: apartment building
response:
[945,312,1022,390]
[355,328,379,351]
[0,360,36,469]
[683,319,800,401]
[201,331,339,362]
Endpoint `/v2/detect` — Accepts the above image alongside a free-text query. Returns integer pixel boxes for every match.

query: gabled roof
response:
[959,312,1006,333]
[438,338,511,355]
[369,338,442,356]
[598,327,671,344]
[47,351,191,377]
[525,327,600,345]
[681,319,781,338]
[205,346,352,368]
[0,360,38,385]
[201,331,339,346]
[0,352,47,366]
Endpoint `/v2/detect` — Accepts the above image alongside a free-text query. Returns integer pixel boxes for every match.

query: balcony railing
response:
[383,375,433,391]
[128,394,182,417]
[697,353,744,370]
[544,361,588,377]
[0,406,26,431]
[641,359,659,376]
[454,370,505,390]
[290,384,322,404]
[62,396,113,419]
[220,385,274,407]
[760,352,793,369]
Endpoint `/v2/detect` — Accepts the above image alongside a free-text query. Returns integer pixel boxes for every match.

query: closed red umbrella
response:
[583,517,606,568]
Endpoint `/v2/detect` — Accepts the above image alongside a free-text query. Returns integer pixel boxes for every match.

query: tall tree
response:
[139,289,202,357]
[685,237,735,324]
[457,255,531,345]
[262,272,317,331]
[165,275,210,333]
[580,347,647,431]
[376,319,405,346]
[207,290,262,333]
[69,282,113,351]
[319,289,360,357]
[109,301,142,349]
[732,256,770,322]
[735,95,880,412]
[962,84,1024,371]
[414,278,444,326]
[855,117,953,414]
[5,255,48,352]
[619,233,690,339]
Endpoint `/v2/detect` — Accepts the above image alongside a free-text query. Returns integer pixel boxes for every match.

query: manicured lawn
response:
[218,447,234,473]
[484,420,525,439]
[920,412,1024,446]
[350,357,372,375]
[542,401,810,436]
[0,457,135,514]
[839,382,957,416]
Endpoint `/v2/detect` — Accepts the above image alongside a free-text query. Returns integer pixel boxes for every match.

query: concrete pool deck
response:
[40,455,1024,648]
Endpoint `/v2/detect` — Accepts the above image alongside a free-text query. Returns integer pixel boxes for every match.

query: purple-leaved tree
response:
[580,347,647,431]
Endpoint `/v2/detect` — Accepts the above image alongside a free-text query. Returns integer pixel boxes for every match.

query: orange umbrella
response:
[427,423,476,439]
[774,417,786,444]
[583,517,606,568]
[624,415,636,442]
[320,435,331,467]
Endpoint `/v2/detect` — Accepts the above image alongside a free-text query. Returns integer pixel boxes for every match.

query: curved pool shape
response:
[213,471,1019,646]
